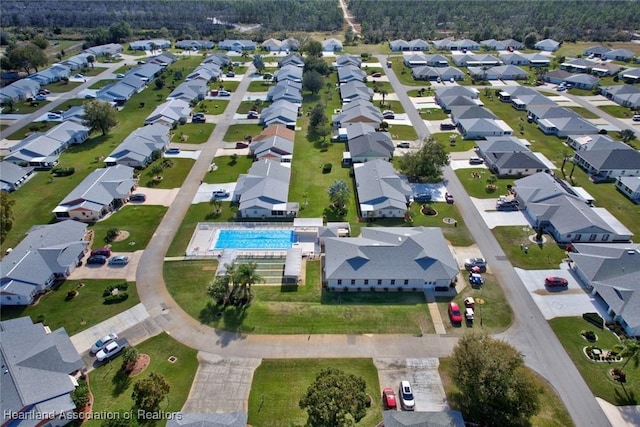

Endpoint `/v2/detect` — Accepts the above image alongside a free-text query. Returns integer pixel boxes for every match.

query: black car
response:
[130,193,146,202]
[414,193,432,203]
[87,255,107,265]
[192,113,206,123]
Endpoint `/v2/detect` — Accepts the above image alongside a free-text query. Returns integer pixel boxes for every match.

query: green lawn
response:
[171,123,215,144]
[7,120,59,140]
[387,124,418,140]
[388,57,426,86]
[166,202,237,256]
[248,359,382,427]
[87,333,198,426]
[379,100,405,114]
[434,134,477,153]
[57,99,87,110]
[223,123,264,142]
[164,260,434,335]
[407,88,434,97]
[88,79,117,90]
[247,80,274,92]
[214,80,240,92]
[367,81,393,94]
[194,99,229,115]
[0,280,138,336]
[90,205,167,251]
[567,106,599,119]
[437,272,513,334]
[419,108,449,120]
[598,104,637,119]
[138,158,195,188]
[439,358,574,427]
[205,155,253,183]
[236,100,265,114]
[47,81,83,93]
[454,169,516,199]
[4,100,49,115]
[550,317,640,405]
[492,226,568,269]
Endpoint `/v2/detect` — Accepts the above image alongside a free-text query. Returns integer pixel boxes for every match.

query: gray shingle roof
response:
[575,148,640,171]
[354,160,412,211]
[235,159,292,211]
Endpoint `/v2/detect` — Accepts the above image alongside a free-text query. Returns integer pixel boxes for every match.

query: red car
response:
[448,302,462,324]
[545,276,568,287]
[382,387,397,410]
[91,247,112,257]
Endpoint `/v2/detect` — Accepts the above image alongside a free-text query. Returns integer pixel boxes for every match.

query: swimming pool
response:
[212,229,295,250]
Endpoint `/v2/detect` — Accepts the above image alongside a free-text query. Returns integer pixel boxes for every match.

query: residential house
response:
[347,132,394,163]
[130,63,163,82]
[322,38,343,52]
[568,244,640,337]
[0,221,88,305]
[600,84,640,109]
[590,62,622,77]
[339,81,374,103]
[534,38,560,52]
[405,54,449,67]
[438,95,483,113]
[336,121,377,141]
[167,79,208,103]
[84,43,123,57]
[536,112,600,137]
[53,165,136,222]
[278,53,305,68]
[335,54,362,69]
[0,79,40,103]
[560,58,599,73]
[129,39,171,50]
[0,317,84,427]
[450,105,497,124]
[476,136,547,177]
[144,99,191,127]
[60,53,90,70]
[603,49,635,62]
[203,52,231,68]
[480,39,524,51]
[434,86,479,103]
[218,39,257,51]
[564,73,600,90]
[332,101,382,127]
[274,64,304,83]
[281,38,300,52]
[543,69,574,85]
[573,145,640,180]
[432,38,479,51]
[500,53,550,67]
[514,172,633,243]
[525,53,552,67]
[259,100,299,128]
[186,63,222,82]
[147,52,178,67]
[457,117,513,139]
[97,75,146,104]
[451,53,501,67]
[412,66,464,81]
[249,135,294,162]
[105,123,171,167]
[497,86,538,102]
[468,64,528,80]
[234,159,298,218]
[338,65,367,83]
[354,160,412,218]
[27,64,71,85]
[175,40,214,50]
[0,161,35,192]
[261,38,283,52]
[266,80,303,104]
[527,105,578,123]
[511,93,556,111]
[616,176,640,203]
[4,122,90,168]
[407,39,430,51]
[566,134,622,151]
[389,39,411,52]
[620,68,640,83]
[584,46,612,58]
[323,227,458,292]
[252,124,296,142]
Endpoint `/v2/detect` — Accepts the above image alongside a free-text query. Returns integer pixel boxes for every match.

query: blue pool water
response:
[213,229,295,250]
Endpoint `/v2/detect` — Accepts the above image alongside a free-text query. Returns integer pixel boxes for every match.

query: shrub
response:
[51,167,75,177]
[102,282,128,297]
[583,330,597,341]
[71,377,90,408]
[322,163,332,173]
[65,290,78,301]
[104,292,129,304]
[583,312,604,329]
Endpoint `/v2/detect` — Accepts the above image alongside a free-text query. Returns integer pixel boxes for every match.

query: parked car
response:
[399,381,415,410]
[74,73,84,79]
[166,147,181,154]
[218,90,231,97]
[109,255,130,265]
[47,112,62,119]
[371,72,382,78]
[382,110,395,119]
[38,88,51,95]
[469,273,483,286]
[137,60,146,65]
[84,94,96,99]
[192,113,206,123]
[96,340,126,362]
[464,297,475,309]
[212,189,230,198]
[91,333,118,353]
[382,387,397,410]
[633,115,640,122]
[116,73,125,78]
[545,276,568,287]
[414,193,432,203]
[496,199,519,211]
[448,302,462,324]
[465,307,475,322]
[445,192,454,204]
[226,71,235,77]
[130,193,146,202]
[396,142,410,148]
[92,247,112,257]
[35,94,48,101]
[469,157,484,164]
[247,111,259,119]
[440,122,456,130]
[464,257,487,272]
[87,255,107,265]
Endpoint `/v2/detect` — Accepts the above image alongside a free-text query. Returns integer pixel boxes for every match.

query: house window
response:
[337,279,342,285]
[575,234,582,241]
[390,280,395,285]
[589,234,597,241]
[351,279,355,285]
[377,279,382,285]
[364,279,369,285]
[601,235,609,241]
[404,279,409,285]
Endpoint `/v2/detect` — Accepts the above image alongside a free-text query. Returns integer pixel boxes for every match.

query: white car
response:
[91,333,118,353]
[96,341,123,361]
[399,380,415,410]
[212,189,230,198]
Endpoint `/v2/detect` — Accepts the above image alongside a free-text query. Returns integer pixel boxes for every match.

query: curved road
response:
[133,60,612,426]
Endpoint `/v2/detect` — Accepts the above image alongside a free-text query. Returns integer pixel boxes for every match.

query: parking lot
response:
[514,265,611,320]
[375,358,449,412]
[68,250,142,281]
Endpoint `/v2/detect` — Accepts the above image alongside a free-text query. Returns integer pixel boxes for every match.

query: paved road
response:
[378,53,610,427]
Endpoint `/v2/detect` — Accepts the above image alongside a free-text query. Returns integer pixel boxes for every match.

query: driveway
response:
[164,150,201,160]
[409,182,447,202]
[192,182,237,204]
[133,187,180,207]
[69,250,143,281]
[514,266,611,320]
[374,358,449,412]
[469,197,530,229]
[181,353,261,413]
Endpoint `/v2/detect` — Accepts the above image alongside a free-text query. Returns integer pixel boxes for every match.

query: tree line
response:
[347,0,640,44]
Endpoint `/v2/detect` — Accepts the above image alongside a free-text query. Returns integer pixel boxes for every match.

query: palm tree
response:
[560,150,572,177]
[616,339,640,370]
[379,89,388,107]
[235,262,263,302]
[87,54,95,69]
